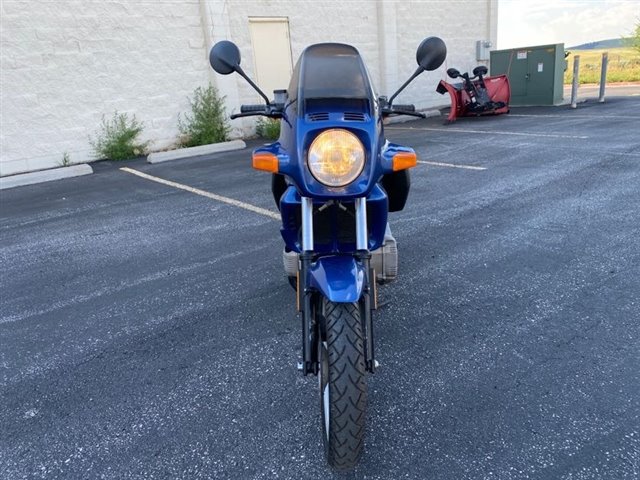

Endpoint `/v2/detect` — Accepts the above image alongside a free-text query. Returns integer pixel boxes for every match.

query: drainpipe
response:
[376,0,399,98]
[200,0,243,138]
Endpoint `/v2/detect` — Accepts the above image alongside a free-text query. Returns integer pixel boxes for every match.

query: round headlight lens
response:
[307,129,365,187]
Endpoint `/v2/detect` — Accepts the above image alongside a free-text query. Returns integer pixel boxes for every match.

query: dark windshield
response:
[288,43,374,105]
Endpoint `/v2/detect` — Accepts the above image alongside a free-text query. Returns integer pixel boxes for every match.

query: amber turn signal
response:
[252,152,279,173]
[392,151,417,171]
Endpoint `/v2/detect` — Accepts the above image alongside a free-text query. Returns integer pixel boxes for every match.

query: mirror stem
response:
[236,66,271,105]
[387,67,422,106]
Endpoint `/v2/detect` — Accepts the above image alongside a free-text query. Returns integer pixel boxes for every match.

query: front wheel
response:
[319,299,367,470]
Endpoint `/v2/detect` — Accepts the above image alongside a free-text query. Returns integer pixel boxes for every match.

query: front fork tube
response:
[298,197,377,376]
[300,197,316,376]
[354,198,376,373]
[357,251,376,373]
[299,252,316,375]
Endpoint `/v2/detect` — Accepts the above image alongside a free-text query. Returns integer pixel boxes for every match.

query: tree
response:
[633,20,640,54]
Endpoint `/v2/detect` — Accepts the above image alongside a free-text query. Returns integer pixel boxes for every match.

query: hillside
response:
[569,38,632,50]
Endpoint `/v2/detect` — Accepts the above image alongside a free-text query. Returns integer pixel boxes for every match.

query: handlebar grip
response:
[393,104,416,112]
[240,104,267,113]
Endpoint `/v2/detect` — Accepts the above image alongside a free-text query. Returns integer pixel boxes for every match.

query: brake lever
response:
[394,111,426,119]
[382,108,426,119]
[230,109,284,120]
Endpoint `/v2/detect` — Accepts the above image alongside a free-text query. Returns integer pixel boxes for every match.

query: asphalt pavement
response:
[1,93,639,479]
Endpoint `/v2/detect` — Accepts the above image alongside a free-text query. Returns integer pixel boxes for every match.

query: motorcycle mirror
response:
[416,36,447,72]
[209,39,271,105]
[209,40,241,75]
[388,37,447,107]
[447,68,461,79]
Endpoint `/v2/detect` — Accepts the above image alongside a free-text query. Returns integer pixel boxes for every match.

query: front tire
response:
[319,299,367,470]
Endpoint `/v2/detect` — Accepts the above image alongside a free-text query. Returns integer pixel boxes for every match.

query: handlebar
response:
[233,102,425,120]
[240,104,268,113]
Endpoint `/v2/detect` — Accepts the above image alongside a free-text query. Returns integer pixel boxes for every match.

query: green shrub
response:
[179,85,229,147]
[256,117,281,140]
[90,111,149,161]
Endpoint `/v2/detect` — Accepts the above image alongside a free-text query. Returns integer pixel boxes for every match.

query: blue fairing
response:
[251,43,417,201]
[279,184,388,254]
[259,43,389,200]
[308,256,365,303]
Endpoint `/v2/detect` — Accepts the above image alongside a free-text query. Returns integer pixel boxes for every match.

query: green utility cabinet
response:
[490,44,565,105]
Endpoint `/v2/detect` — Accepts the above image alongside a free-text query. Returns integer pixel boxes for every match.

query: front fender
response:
[308,256,365,303]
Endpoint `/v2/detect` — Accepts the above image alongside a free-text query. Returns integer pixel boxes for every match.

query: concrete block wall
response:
[205,0,381,138]
[1,0,497,176]
[393,0,498,110]
[1,0,211,176]
[206,0,496,137]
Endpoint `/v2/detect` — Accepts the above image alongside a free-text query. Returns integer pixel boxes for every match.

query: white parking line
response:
[388,126,588,139]
[120,167,280,220]
[418,160,486,171]
[121,161,484,217]
[510,113,640,119]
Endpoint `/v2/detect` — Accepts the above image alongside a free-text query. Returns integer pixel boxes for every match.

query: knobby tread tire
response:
[323,299,367,470]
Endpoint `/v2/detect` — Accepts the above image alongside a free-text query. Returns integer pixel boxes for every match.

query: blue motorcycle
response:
[209,36,446,470]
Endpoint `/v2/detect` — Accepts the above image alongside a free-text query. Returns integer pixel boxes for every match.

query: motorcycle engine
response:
[370,229,398,283]
[281,229,398,284]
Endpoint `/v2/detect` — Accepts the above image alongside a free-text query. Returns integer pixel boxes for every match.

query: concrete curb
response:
[147,140,247,164]
[0,164,93,190]
[558,97,589,107]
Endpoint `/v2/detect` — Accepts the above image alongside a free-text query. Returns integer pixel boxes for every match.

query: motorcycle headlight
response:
[307,129,365,187]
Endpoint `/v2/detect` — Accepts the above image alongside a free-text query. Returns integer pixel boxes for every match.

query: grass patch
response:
[564,47,640,84]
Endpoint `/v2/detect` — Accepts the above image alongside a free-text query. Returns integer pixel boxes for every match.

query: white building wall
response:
[393,0,498,110]
[210,0,498,120]
[1,0,497,176]
[204,0,381,138]
[1,0,210,176]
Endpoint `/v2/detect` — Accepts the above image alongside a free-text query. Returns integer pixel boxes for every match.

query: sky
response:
[498,0,639,48]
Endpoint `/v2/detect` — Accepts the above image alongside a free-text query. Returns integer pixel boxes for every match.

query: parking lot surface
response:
[1,95,639,479]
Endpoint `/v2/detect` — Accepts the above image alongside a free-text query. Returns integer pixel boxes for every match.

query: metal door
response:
[527,49,554,100]
[491,49,527,97]
[510,50,529,97]
[249,17,293,99]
